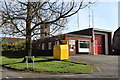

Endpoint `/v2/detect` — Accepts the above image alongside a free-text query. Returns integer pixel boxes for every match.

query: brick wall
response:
[65,36,92,55]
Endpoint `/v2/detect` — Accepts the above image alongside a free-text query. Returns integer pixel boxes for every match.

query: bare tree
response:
[0,0,93,62]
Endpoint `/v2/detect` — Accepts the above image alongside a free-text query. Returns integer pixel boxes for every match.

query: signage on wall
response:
[69,40,75,45]
[70,45,74,51]
[69,40,75,52]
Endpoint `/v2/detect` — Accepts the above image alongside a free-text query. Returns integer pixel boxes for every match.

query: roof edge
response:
[65,34,92,38]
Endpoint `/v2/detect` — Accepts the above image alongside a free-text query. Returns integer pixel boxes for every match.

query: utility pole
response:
[77,12,80,28]
[88,4,91,28]
[88,0,95,28]
[92,9,94,28]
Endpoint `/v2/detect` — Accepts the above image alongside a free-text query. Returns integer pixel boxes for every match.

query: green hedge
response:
[1,40,26,51]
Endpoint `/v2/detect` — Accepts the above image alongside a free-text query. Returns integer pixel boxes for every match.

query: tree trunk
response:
[22,36,33,63]
[22,23,33,62]
[22,2,33,63]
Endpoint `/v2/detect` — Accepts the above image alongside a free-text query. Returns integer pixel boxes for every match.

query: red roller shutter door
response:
[95,34,105,54]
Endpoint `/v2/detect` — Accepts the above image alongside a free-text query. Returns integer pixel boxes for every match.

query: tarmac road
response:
[1,55,119,80]
[69,55,119,78]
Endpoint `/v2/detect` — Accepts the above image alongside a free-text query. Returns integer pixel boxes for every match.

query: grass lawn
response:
[0,56,94,74]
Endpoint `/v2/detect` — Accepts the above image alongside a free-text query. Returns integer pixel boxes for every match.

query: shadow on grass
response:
[2,58,58,66]
[4,56,23,58]
[2,62,23,66]
[35,58,88,65]
[44,58,88,65]
[34,59,60,63]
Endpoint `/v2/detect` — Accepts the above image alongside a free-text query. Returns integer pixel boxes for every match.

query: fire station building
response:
[34,28,112,56]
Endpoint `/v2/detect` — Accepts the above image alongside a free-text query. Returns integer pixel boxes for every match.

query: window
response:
[80,41,90,48]
[39,44,41,50]
[78,40,90,53]
[42,43,45,50]
[55,41,59,45]
[48,42,52,50]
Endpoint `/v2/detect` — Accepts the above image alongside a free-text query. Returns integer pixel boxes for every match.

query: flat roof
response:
[65,34,92,38]
[92,28,112,33]
[67,28,112,35]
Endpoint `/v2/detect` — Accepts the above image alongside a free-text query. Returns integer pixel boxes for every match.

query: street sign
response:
[25,56,34,69]
[25,56,34,58]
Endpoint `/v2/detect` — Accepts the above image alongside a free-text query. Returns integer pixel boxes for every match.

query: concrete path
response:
[1,55,119,79]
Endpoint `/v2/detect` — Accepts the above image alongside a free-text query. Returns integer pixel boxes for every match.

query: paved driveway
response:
[69,55,119,78]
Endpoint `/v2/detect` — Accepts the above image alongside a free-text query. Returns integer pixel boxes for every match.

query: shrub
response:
[1,40,26,51]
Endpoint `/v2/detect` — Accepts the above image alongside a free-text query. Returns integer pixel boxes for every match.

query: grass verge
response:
[0,56,94,74]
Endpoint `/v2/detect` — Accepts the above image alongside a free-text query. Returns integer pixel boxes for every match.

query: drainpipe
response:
[92,29,95,55]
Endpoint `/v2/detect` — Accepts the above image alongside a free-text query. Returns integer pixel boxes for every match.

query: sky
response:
[0,0,119,37]
[65,0,118,37]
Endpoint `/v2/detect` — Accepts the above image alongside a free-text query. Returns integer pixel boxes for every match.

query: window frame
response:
[48,42,52,50]
[79,41,90,48]
[78,40,90,53]
[39,44,41,50]
[42,43,45,50]
[55,41,59,45]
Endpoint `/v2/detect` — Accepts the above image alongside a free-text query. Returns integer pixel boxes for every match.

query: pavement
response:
[1,55,119,79]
